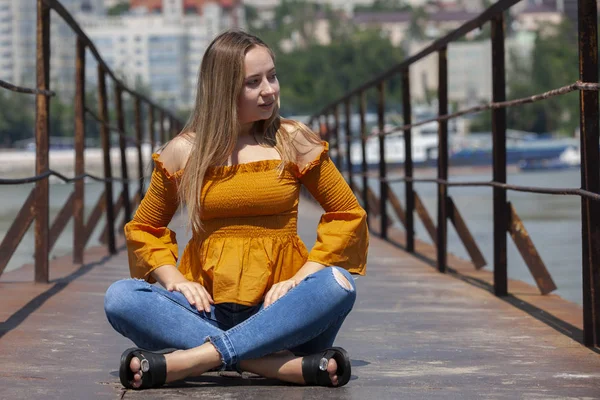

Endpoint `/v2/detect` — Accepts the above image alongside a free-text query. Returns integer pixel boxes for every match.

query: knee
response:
[104,279,147,318]
[330,267,356,292]
[332,267,354,291]
[329,267,357,310]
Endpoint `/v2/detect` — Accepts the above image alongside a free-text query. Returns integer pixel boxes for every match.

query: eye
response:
[268,73,278,82]
[246,79,259,87]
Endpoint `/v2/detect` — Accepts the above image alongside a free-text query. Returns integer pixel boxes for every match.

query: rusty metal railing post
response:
[97,65,116,254]
[402,69,415,252]
[333,106,340,167]
[345,99,353,186]
[148,105,156,157]
[34,0,50,283]
[378,81,388,239]
[73,37,86,264]
[115,84,131,224]
[160,110,166,146]
[134,98,144,201]
[359,92,369,219]
[436,48,448,273]
[491,16,508,296]
[578,0,600,348]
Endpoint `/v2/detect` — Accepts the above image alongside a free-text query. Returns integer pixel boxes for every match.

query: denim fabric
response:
[104,267,356,369]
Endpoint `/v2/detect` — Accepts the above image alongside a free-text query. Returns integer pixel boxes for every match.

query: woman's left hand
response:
[264,279,297,308]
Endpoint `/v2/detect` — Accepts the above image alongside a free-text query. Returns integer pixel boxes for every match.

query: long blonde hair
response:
[178,30,319,234]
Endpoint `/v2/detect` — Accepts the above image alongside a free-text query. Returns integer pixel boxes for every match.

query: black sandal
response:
[119,347,177,390]
[301,347,352,387]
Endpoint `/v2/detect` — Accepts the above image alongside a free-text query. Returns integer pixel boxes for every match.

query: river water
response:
[0,167,584,305]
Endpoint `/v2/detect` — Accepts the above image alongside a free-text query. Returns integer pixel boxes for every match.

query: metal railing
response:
[309,0,599,348]
[0,0,183,281]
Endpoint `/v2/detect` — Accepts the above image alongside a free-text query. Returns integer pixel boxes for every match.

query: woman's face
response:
[238,46,279,127]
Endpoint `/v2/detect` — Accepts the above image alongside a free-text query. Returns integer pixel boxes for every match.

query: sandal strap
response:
[120,348,174,390]
[301,347,352,387]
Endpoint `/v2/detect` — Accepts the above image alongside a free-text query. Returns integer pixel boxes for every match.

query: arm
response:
[264,124,368,306]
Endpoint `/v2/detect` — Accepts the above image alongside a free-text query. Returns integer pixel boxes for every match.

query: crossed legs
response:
[104,267,356,387]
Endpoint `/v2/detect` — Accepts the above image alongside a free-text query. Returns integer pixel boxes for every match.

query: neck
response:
[239,122,254,136]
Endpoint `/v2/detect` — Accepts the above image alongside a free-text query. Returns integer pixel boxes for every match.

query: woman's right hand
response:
[151,265,214,313]
[167,280,214,313]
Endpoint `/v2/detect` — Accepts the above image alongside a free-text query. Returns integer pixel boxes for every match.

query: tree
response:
[0,91,35,146]
[355,0,411,13]
[274,29,405,115]
[108,2,129,16]
[471,19,580,135]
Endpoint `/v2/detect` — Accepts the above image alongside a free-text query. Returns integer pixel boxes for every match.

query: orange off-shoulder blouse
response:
[124,141,369,306]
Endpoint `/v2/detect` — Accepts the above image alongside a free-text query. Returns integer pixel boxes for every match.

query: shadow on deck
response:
[1,200,599,399]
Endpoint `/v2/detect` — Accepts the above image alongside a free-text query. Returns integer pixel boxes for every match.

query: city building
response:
[0,0,105,95]
[80,0,244,109]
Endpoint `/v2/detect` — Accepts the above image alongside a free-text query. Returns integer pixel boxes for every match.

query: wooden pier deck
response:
[1,199,599,399]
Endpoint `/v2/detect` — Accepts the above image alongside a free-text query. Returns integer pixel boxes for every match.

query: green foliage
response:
[0,91,35,146]
[471,20,581,135]
[107,2,129,16]
[354,0,412,12]
[273,29,405,115]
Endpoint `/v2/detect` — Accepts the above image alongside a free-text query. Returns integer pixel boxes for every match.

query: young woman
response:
[103,30,368,390]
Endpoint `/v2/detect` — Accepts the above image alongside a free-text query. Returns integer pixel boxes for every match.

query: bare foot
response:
[324,358,339,386]
[128,356,143,389]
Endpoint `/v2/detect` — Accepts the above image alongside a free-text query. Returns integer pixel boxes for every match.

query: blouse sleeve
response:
[296,141,368,275]
[123,153,182,283]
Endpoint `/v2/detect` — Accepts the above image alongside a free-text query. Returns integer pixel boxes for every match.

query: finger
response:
[200,286,214,304]
[188,286,205,312]
[197,290,212,313]
[181,285,203,311]
[272,284,288,305]
[276,281,294,300]
[264,286,276,307]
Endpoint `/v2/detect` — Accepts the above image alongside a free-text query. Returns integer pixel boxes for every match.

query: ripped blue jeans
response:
[104,267,356,370]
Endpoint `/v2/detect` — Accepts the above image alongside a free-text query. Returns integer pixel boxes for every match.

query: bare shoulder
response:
[157,133,194,174]
[281,119,323,152]
[280,119,324,166]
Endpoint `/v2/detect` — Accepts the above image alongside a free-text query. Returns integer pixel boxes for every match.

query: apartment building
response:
[81,0,244,108]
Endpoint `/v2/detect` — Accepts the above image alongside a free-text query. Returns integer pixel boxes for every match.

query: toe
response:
[327,359,338,386]
[130,357,141,373]
[133,372,142,388]
[130,357,142,388]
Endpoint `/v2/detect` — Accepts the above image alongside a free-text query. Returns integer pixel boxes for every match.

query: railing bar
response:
[351,81,599,141]
[34,0,50,284]
[99,191,124,244]
[0,188,37,277]
[507,201,557,295]
[73,36,86,264]
[447,196,487,269]
[84,106,140,146]
[48,191,75,252]
[0,78,55,96]
[402,69,415,252]
[437,47,448,273]
[83,191,106,248]
[314,0,530,112]
[0,171,150,185]
[97,65,116,254]
[378,81,388,239]
[414,191,437,245]
[491,15,508,296]
[578,0,600,348]
[40,0,174,116]
[382,177,600,201]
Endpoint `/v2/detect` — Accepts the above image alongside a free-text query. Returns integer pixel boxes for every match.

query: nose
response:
[260,79,275,97]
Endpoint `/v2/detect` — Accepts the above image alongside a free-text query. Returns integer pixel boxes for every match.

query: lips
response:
[259,101,274,108]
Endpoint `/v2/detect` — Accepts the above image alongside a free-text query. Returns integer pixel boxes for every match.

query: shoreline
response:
[0,146,154,181]
[0,147,520,180]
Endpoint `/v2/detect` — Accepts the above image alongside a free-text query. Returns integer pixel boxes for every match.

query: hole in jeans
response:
[332,268,354,291]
